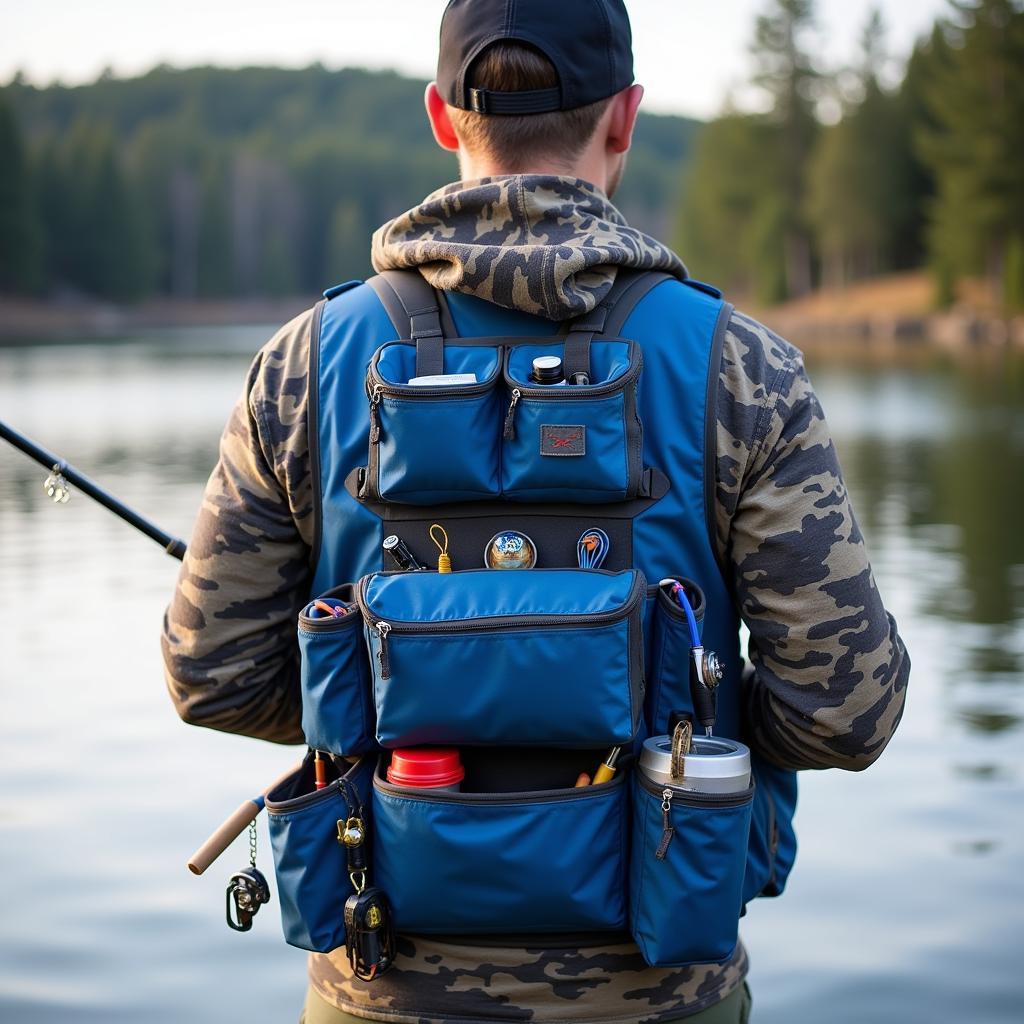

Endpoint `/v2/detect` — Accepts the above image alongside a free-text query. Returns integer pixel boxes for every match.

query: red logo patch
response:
[540,424,586,456]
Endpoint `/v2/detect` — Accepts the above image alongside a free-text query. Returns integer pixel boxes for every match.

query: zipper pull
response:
[375,621,392,679]
[656,789,675,860]
[369,385,383,444]
[503,388,521,440]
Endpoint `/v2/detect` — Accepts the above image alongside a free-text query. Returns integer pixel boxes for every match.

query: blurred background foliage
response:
[0,0,1021,311]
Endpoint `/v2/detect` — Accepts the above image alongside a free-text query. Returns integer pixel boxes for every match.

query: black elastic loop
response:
[413,327,444,378]
[468,87,562,115]
[562,301,610,382]
[407,305,445,377]
[562,331,593,383]
[374,270,449,378]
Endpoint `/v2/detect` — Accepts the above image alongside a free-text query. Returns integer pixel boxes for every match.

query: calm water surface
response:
[1,331,1022,1023]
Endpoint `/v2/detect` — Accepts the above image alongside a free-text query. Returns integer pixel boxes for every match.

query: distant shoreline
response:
[2,274,1022,351]
[0,295,317,343]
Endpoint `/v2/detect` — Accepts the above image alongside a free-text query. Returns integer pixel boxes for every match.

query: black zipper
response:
[357,569,645,681]
[366,347,501,445]
[637,769,754,808]
[266,777,346,814]
[502,345,643,440]
[374,763,627,805]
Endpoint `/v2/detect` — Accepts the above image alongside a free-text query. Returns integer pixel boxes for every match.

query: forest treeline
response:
[0,0,1021,311]
[679,0,1024,310]
[0,64,695,302]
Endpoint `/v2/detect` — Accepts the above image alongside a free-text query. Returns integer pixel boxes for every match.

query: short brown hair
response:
[448,43,611,168]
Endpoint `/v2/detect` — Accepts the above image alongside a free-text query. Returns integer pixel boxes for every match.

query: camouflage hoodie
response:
[163,176,909,1023]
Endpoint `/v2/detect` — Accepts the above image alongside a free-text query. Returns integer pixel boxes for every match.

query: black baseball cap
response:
[437,0,634,115]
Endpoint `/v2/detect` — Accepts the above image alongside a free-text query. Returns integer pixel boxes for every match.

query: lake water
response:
[1,330,1022,1023]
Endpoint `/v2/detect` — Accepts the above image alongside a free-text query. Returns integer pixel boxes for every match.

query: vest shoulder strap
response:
[560,269,675,381]
[364,267,678,381]
[365,270,457,378]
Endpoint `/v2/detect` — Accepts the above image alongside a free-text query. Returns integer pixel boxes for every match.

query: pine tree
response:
[0,92,43,293]
[55,122,157,300]
[676,114,787,303]
[750,0,820,297]
[918,0,1024,311]
[196,157,234,297]
[806,9,919,286]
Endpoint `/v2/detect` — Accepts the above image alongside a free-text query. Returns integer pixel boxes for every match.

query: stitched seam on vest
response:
[308,298,326,570]
[704,301,733,576]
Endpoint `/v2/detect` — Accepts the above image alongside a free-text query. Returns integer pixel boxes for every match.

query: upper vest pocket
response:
[363,342,503,503]
[501,339,644,502]
[358,338,647,506]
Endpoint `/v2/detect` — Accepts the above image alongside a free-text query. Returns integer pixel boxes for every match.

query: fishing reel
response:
[225,866,271,932]
[689,645,724,734]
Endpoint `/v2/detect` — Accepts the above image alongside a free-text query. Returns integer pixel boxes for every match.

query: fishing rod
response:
[0,418,187,560]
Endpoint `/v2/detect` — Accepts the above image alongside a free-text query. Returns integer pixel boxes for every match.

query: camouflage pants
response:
[299,982,753,1023]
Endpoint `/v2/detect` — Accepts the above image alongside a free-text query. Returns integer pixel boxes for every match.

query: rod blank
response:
[0,418,186,561]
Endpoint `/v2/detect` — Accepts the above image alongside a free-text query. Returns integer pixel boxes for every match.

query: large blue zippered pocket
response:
[298,584,375,756]
[357,568,646,747]
[372,758,629,934]
[630,769,754,967]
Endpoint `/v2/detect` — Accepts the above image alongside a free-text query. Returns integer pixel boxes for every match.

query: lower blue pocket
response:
[266,754,374,953]
[372,759,629,934]
[630,773,753,967]
[298,585,375,756]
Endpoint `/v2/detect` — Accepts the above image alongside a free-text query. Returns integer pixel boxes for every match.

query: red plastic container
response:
[387,748,465,790]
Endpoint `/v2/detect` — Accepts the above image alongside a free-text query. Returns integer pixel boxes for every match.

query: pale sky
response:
[1,0,952,119]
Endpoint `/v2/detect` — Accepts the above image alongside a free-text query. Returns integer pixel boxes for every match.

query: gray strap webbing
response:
[562,270,675,380]
[366,270,447,378]
[600,270,675,336]
[562,290,609,382]
[366,268,677,382]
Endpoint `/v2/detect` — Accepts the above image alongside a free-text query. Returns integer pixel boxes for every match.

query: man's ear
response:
[425,82,461,153]
[605,84,644,155]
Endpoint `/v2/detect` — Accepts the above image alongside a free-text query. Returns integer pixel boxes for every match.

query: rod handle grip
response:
[187,760,303,875]
[188,800,261,876]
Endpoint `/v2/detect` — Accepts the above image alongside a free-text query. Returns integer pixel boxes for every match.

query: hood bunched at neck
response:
[371,175,687,322]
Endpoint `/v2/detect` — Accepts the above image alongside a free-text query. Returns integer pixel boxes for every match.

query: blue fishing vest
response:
[277,268,798,963]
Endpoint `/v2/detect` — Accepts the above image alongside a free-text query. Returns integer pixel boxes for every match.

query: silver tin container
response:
[639,735,751,794]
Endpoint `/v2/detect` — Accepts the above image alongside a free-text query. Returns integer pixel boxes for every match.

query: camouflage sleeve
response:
[160,309,316,744]
[715,311,910,771]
